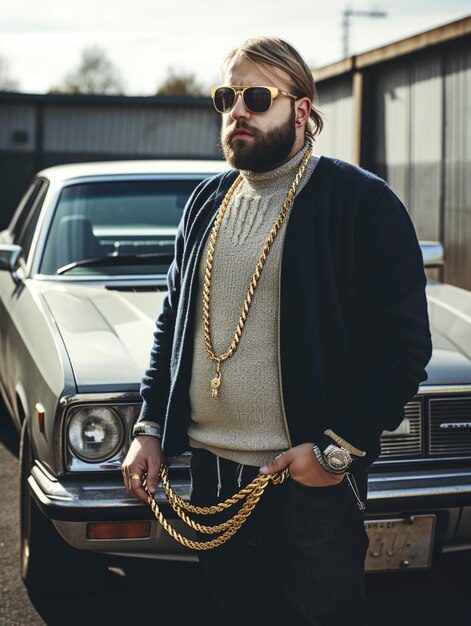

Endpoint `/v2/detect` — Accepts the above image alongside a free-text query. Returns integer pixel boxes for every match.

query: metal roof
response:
[0,91,213,108]
[313,15,471,82]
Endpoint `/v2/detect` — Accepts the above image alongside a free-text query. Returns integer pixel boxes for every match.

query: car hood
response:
[40,281,167,391]
[425,282,471,386]
[38,280,471,392]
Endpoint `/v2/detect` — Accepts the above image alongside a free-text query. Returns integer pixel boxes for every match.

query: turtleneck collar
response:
[239,141,312,192]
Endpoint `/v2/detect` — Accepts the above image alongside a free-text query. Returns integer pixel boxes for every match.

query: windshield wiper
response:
[56,252,175,275]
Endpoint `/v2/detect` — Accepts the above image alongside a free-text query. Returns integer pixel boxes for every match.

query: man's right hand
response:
[122,436,163,503]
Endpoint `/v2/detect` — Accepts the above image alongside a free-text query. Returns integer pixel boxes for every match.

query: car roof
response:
[36,159,229,184]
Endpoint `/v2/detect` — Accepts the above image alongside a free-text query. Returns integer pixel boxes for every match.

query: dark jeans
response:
[190,448,370,626]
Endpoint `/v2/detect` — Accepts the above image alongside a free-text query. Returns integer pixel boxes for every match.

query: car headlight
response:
[67,405,124,462]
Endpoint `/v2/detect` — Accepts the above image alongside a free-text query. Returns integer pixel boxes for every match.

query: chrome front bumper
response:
[366,466,471,552]
[367,466,471,506]
[28,460,196,557]
[29,460,471,556]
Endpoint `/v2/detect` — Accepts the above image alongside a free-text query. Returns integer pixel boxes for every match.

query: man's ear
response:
[295,97,312,127]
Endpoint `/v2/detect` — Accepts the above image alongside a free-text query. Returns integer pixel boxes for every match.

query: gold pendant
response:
[211,375,221,399]
[211,361,221,399]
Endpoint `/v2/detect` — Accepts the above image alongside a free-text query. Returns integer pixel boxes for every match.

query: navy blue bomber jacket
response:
[138,155,433,472]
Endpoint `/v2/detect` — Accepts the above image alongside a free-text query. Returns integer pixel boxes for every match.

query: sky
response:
[0,0,469,96]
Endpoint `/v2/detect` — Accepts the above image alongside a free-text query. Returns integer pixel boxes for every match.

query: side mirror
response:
[419,241,444,268]
[0,244,23,284]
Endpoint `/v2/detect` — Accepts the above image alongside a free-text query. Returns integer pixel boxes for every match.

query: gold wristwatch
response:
[313,430,366,474]
[313,442,352,474]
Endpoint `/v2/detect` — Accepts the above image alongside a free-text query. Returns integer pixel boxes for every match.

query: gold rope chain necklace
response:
[202,142,314,398]
[141,465,288,550]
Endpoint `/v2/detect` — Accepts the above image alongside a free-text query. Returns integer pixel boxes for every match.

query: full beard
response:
[220,106,296,172]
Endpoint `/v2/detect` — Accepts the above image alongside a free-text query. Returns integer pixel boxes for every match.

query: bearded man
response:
[122,36,432,625]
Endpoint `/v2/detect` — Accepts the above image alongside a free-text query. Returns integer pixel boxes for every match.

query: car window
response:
[10,180,44,243]
[15,181,49,262]
[39,178,207,276]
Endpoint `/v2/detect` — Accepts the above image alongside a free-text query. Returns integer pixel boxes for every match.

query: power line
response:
[342,7,387,58]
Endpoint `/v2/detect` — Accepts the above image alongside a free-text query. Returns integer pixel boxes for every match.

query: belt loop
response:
[237,463,244,488]
[216,455,222,498]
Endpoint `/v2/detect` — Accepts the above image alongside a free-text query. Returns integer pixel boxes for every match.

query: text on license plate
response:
[364,514,436,572]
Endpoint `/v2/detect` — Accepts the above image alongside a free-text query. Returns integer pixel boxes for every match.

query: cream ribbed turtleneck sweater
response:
[188,143,319,466]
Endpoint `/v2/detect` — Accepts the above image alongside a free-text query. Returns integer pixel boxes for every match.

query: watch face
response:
[325,448,351,470]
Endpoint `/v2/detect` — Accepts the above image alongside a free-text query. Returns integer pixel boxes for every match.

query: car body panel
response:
[1,158,470,575]
[40,282,167,389]
[425,282,471,385]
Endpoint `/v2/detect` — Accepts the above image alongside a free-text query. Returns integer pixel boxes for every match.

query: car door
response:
[0,178,49,423]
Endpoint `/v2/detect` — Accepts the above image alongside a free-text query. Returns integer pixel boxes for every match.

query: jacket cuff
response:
[315,431,367,457]
[323,428,367,456]
[136,401,162,427]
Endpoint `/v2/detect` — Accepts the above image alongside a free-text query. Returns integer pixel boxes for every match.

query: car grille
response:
[379,399,423,458]
[378,394,471,460]
[429,396,471,455]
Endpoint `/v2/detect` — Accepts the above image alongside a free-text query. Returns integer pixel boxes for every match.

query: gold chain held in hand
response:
[202,143,314,398]
[141,464,288,550]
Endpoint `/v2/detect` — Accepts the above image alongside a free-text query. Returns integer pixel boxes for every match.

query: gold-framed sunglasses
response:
[210,85,298,114]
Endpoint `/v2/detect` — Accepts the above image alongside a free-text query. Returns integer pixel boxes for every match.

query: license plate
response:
[364,515,435,572]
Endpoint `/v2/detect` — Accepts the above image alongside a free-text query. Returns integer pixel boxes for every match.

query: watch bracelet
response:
[132,421,162,439]
[312,444,345,475]
[133,431,162,439]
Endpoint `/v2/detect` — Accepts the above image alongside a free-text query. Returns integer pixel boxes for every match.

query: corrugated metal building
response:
[1,17,470,290]
[0,93,221,228]
[314,16,471,290]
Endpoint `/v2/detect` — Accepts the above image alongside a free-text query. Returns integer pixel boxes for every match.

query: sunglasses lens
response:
[244,87,272,113]
[214,87,235,113]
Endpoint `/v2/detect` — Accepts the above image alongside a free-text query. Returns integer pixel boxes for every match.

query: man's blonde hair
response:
[222,36,323,140]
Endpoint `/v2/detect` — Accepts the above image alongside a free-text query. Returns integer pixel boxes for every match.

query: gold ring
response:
[129,473,142,480]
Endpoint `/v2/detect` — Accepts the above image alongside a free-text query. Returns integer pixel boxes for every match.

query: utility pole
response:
[342,7,387,58]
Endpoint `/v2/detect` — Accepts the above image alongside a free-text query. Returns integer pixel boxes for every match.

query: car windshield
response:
[39,178,205,276]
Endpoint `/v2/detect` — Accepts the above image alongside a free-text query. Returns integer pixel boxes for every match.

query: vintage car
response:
[0,160,470,595]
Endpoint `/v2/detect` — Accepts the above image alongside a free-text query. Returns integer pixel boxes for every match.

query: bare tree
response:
[156,68,205,97]
[0,55,19,91]
[50,46,124,95]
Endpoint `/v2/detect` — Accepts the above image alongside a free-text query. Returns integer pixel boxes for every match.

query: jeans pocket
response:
[287,475,348,492]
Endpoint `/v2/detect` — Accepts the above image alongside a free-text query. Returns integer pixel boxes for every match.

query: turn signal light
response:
[87,522,151,539]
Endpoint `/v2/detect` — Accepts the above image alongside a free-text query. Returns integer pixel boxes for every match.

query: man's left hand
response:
[259,442,345,487]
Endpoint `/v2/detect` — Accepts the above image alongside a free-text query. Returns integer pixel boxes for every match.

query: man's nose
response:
[230,93,250,120]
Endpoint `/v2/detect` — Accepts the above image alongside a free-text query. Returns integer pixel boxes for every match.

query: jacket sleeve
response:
[332,183,433,454]
[137,215,185,426]
[136,173,232,428]
[136,178,209,427]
